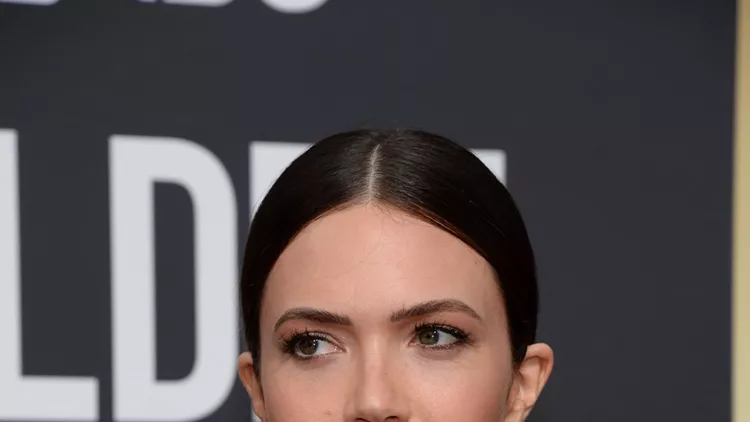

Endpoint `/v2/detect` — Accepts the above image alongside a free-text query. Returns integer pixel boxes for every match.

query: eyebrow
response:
[273,299,482,332]
[390,299,483,323]
[274,308,352,332]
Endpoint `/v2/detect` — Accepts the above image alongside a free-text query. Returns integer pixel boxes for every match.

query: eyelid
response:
[280,330,344,359]
[279,329,332,347]
[315,333,342,349]
[410,321,472,347]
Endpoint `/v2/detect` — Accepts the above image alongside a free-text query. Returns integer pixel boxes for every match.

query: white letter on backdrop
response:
[473,148,507,184]
[0,129,99,421]
[136,0,233,6]
[0,0,58,5]
[110,135,237,421]
[261,0,329,14]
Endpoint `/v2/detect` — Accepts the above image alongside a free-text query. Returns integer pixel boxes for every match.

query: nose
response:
[345,349,411,422]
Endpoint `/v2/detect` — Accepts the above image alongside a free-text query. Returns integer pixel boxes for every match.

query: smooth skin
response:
[239,204,553,422]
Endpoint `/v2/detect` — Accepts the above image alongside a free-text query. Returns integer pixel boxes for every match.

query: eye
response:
[287,333,340,359]
[413,324,468,348]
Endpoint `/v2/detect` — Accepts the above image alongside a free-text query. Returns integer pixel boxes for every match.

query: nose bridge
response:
[346,339,409,421]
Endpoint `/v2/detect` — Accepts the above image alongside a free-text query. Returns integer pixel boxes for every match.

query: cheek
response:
[259,366,348,421]
[408,356,511,420]
[258,353,513,422]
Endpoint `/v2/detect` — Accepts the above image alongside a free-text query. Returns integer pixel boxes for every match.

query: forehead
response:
[263,204,503,320]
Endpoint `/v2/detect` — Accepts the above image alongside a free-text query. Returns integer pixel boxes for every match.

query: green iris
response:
[418,328,440,345]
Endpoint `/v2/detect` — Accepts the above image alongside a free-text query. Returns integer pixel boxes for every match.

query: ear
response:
[238,352,267,421]
[504,343,554,421]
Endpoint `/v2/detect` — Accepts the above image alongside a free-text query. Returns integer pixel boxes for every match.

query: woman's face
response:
[239,204,551,422]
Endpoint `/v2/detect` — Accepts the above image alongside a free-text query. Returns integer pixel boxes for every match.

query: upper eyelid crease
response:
[274,299,482,332]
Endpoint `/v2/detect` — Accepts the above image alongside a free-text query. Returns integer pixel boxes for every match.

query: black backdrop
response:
[0,1,736,421]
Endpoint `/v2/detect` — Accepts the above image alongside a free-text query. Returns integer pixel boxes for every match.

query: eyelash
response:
[280,329,333,359]
[279,322,473,361]
[413,320,473,350]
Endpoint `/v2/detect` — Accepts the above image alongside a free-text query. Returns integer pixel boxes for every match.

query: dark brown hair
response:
[240,129,538,375]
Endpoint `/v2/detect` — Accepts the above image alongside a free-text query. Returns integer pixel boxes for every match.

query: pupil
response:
[419,329,439,345]
[298,338,318,355]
